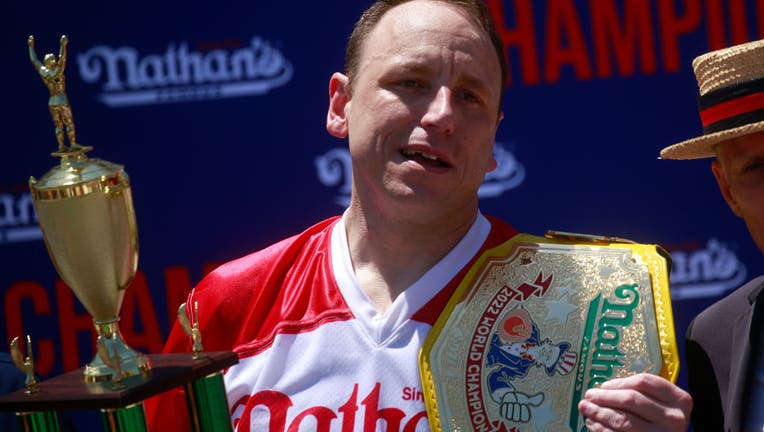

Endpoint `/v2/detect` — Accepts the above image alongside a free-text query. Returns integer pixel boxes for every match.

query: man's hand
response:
[578,373,691,432]
[28,35,34,47]
[498,391,544,422]
[60,35,68,46]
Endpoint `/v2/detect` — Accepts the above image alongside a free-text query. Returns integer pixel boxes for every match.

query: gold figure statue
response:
[9,335,39,395]
[178,302,204,359]
[28,35,88,154]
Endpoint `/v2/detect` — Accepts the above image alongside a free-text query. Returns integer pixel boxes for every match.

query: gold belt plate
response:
[419,232,679,432]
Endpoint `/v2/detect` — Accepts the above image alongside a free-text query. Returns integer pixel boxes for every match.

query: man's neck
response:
[344,201,479,314]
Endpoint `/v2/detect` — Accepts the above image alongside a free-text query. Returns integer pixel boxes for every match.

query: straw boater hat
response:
[660,39,764,159]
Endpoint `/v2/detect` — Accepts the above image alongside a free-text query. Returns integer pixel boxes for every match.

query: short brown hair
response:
[345,0,507,99]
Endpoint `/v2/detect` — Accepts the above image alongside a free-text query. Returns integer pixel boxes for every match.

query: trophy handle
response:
[178,302,204,359]
[10,335,38,395]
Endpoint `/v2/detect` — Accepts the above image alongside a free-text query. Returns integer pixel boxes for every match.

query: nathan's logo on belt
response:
[420,233,679,432]
[581,284,639,388]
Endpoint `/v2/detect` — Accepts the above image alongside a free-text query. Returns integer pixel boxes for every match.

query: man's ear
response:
[712,160,743,217]
[484,111,504,173]
[326,72,350,138]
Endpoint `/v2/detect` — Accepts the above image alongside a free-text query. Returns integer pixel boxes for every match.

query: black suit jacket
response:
[0,352,26,432]
[685,275,764,431]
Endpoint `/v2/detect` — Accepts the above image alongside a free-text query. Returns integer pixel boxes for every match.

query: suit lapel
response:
[727,278,764,431]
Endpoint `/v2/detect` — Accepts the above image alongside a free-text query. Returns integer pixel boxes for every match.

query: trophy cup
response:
[0,35,239,432]
[26,34,150,384]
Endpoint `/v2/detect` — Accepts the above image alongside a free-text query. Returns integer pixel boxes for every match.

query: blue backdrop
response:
[3,0,763,428]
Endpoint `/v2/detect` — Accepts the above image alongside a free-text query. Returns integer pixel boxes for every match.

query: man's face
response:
[712,131,764,254]
[327,0,502,220]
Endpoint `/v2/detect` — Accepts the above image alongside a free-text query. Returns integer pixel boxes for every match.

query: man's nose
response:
[421,86,455,134]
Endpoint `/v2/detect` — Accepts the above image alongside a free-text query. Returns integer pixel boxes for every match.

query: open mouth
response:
[400,149,450,168]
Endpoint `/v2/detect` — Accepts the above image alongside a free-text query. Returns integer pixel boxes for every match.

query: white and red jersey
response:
[146,213,518,432]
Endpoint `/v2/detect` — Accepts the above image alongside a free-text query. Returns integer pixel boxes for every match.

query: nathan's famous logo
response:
[667,238,747,300]
[315,142,525,206]
[76,36,293,107]
[567,284,640,430]
[0,187,42,244]
[578,285,639,387]
[229,382,427,432]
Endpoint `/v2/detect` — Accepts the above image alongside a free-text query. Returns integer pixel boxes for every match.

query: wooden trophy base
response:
[0,351,237,412]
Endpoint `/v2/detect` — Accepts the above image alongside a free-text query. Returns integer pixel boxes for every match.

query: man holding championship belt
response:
[660,40,764,432]
[147,1,691,430]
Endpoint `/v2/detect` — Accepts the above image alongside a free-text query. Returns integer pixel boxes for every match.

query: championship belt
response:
[419,231,679,432]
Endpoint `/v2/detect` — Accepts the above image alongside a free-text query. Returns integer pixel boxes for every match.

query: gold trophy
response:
[27,34,150,382]
[0,34,239,432]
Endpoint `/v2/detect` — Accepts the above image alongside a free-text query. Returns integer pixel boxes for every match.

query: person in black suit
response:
[660,39,764,431]
[0,352,26,432]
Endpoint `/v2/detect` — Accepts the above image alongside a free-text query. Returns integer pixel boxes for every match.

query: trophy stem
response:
[184,372,234,432]
[56,150,89,170]
[17,411,61,432]
[100,403,147,432]
[84,319,151,383]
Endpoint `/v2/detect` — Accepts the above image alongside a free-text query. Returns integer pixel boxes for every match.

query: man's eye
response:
[460,90,482,104]
[737,161,764,177]
[398,80,423,89]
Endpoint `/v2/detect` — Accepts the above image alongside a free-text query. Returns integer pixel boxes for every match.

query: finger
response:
[520,404,530,422]
[596,374,692,424]
[500,403,518,421]
[585,416,621,432]
[583,387,689,431]
[585,417,613,432]
[579,398,652,431]
[510,403,522,421]
[599,374,689,406]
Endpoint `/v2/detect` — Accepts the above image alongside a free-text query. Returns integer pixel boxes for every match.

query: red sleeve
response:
[144,309,194,431]
[144,217,340,431]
